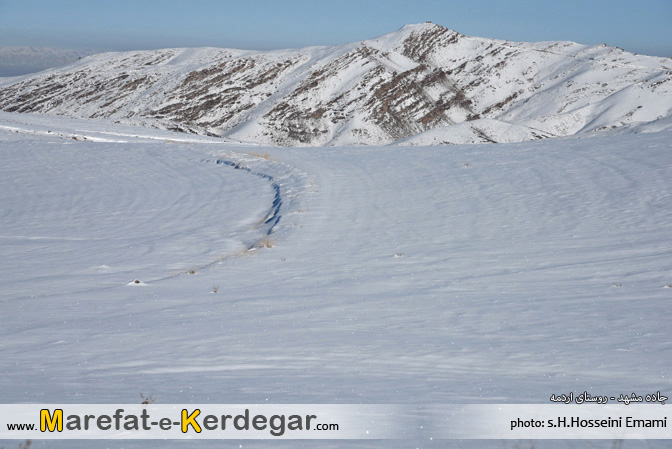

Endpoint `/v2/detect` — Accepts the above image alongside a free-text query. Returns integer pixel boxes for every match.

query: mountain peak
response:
[390,22,459,42]
[400,21,449,31]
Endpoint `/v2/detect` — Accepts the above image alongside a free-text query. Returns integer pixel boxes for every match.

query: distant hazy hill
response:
[0,46,97,77]
[1,24,671,145]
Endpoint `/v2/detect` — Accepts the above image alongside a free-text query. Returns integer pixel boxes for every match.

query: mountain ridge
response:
[1,23,671,146]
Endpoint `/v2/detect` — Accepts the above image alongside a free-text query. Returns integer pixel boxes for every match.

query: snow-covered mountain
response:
[1,23,671,146]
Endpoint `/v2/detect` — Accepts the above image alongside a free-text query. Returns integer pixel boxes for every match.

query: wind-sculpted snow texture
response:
[1,112,672,449]
[1,23,671,146]
[0,113,313,301]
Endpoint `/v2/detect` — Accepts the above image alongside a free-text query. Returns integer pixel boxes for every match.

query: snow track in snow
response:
[0,126,311,300]
[214,159,282,237]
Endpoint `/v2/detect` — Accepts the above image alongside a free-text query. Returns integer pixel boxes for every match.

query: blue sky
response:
[1,0,671,56]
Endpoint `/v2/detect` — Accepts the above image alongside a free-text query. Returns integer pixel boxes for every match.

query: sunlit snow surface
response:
[1,112,671,448]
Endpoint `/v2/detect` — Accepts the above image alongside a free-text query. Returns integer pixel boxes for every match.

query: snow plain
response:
[1,111,671,448]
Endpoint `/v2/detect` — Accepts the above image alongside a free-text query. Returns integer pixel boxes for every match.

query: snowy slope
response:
[1,23,671,146]
[1,112,671,448]
[393,117,553,145]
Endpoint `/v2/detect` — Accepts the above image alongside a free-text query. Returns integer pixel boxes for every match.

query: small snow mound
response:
[128,279,147,286]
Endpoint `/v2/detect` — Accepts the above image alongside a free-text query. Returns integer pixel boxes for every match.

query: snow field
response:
[0,113,671,449]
